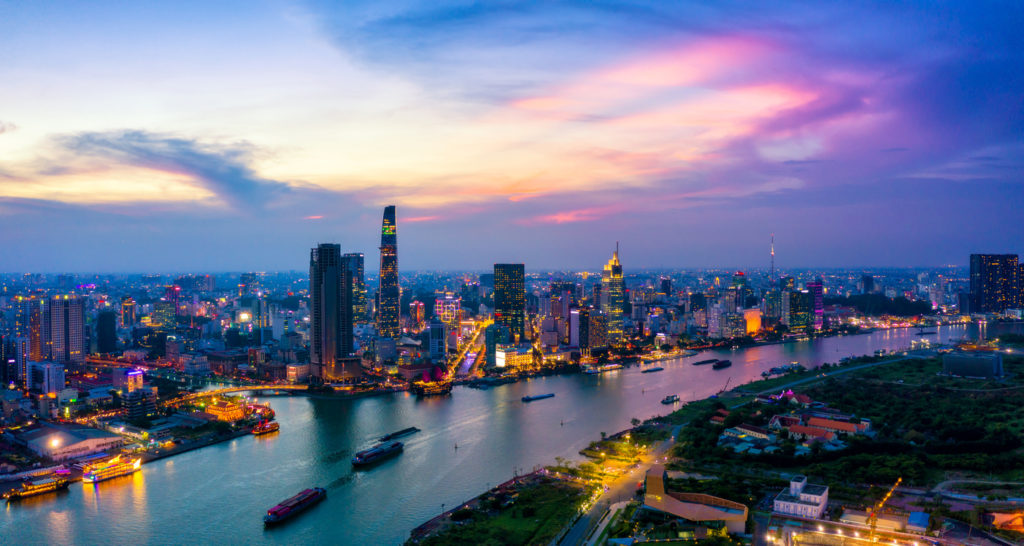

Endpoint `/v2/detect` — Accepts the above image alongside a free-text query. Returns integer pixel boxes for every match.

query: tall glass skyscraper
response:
[494,263,525,340]
[342,252,367,323]
[47,295,85,364]
[970,253,1019,313]
[377,206,400,339]
[601,245,625,342]
[310,243,354,381]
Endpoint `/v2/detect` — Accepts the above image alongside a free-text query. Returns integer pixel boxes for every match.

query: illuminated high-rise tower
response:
[970,254,1019,313]
[601,244,625,342]
[310,244,354,381]
[377,205,400,339]
[15,296,45,362]
[342,253,367,323]
[47,295,85,364]
[494,264,525,340]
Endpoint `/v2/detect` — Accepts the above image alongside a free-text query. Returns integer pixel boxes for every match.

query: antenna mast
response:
[770,233,775,281]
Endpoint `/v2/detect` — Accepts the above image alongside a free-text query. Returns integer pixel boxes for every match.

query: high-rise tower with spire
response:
[377,205,400,339]
[601,243,625,342]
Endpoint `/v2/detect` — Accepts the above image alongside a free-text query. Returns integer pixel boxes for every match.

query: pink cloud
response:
[522,205,624,225]
[304,215,323,219]
[404,215,440,223]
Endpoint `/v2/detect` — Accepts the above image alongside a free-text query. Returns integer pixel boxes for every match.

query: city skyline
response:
[2,2,1022,271]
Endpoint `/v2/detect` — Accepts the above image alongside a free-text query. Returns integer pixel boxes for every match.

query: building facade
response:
[970,253,1019,313]
[601,246,625,342]
[377,205,400,338]
[494,263,526,340]
[309,243,355,381]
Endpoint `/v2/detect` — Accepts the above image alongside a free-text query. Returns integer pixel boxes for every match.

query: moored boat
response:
[661,394,680,404]
[82,455,142,484]
[521,393,555,402]
[252,419,280,435]
[641,367,664,373]
[3,476,70,501]
[411,381,453,396]
[712,360,732,370]
[264,487,326,525]
[352,441,403,467]
[692,359,718,366]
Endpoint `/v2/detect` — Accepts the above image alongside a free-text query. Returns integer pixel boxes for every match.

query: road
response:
[558,425,683,546]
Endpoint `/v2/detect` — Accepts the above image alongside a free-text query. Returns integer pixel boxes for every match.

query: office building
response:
[943,352,1003,378]
[309,243,355,381]
[774,476,829,519]
[786,290,813,333]
[970,254,1019,313]
[434,292,462,333]
[48,295,85,364]
[124,387,158,422]
[15,296,45,362]
[484,323,512,367]
[113,368,144,393]
[377,205,400,339]
[342,252,368,323]
[97,310,117,353]
[409,301,425,332]
[120,295,136,326]
[428,318,447,363]
[806,281,824,331]
[494,263,526,339]
[29,361,65,395]
[601,245,625,342]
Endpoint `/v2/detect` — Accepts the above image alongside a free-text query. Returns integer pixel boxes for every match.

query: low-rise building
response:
[9,423,124,462]
[943,351,1003,378]
[774,476,828,519]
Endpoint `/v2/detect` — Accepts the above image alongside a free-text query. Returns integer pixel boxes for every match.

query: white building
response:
[774,476,829,518]
[29,361,65,395]
[13,423,124,462]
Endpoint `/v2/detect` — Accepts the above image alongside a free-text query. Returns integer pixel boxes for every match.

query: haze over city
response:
[2,1,1023,271]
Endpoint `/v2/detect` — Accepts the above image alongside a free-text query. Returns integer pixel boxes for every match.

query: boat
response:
[252,419,280,435]
[522,393,555,402]
[641,367,664,374]
[411,381,453,396]
[264,487,327,525]
[3,476,70,501]
[82,455,142,484]
[692,359,718,366]
[380,426,421,442]
[712,360,732,370]
[351,441,404,467]
[661,394,680,404]
[583,364,623,375]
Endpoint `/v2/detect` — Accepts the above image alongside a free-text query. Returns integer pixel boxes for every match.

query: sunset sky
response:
[1,1,1022,271]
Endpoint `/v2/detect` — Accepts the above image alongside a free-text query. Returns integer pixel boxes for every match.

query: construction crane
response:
[868,477,902,541]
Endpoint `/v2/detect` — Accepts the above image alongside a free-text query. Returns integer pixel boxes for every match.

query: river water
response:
[0,323,1010,544]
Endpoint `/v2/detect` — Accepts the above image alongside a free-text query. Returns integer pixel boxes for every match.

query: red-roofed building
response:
[787,424,835,443]
[806,417,868,435]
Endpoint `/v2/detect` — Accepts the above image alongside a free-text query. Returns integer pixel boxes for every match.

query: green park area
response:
[414,478,593,546]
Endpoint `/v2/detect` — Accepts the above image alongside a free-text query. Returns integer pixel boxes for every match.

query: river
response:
[1,323,1012,544]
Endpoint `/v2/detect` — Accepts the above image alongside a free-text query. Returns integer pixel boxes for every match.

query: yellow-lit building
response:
[205,399,247,422]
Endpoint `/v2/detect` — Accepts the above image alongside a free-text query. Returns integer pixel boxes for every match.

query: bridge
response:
[164,384,309,406]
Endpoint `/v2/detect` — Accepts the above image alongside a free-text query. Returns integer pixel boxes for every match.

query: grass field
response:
[414,479,591,546]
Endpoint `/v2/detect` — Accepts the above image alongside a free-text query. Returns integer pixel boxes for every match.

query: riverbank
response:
[407,348,931,544]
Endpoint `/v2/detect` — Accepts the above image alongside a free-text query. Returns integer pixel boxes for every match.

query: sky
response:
[1,0,1022,272]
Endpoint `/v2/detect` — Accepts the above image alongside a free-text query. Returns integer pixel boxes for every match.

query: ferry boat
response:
[641,366,664,374]
[712,359,732,370]
[82,455,142,484]
[583,364,623,375]
[264,487,327,525]
[692,359,718,366]
[661,394,680,404]
[411,381,453,396]
[252,419,280,435]
[352,441,403,467]
[521,393,555,402]
[3,476,70,502]
[380,426,420,442]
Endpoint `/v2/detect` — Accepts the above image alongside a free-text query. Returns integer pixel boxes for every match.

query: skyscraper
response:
[806,280,824,331]
[120,295,136,326]
[309,244,354,381]
[970,254,1019,313]
[343,252,368,323]
[97,310,118,354]
[494,263,525,340]
[601,245,625,342]
[15,296,46,362]
[48,295,85,364]
[377,205,400,339]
